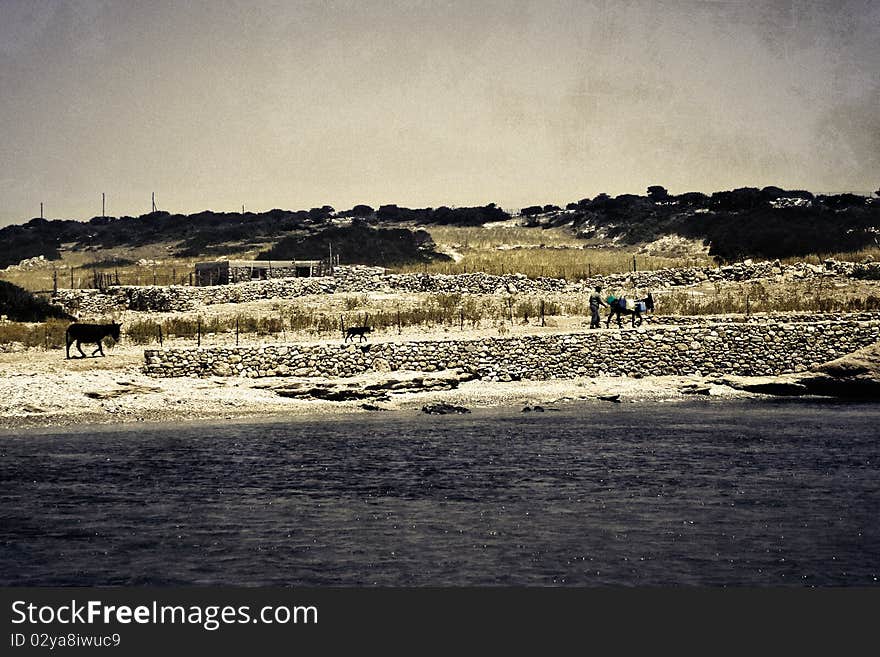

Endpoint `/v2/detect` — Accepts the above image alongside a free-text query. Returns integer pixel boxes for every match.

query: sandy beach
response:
[0,342,760,431]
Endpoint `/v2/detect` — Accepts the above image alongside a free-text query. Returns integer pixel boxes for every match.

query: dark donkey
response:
[606,293,654,328]
[65,322,122,359]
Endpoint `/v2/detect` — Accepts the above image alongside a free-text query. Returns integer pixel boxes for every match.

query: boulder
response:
[799,342,880,398]
[422,403,471,415]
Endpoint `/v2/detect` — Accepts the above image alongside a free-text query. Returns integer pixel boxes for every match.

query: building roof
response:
[195,260,322,268]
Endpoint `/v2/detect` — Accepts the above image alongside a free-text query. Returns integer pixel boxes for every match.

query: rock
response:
[360,403,388,411]
[680,384,711,395]
[798,342,880,398]
[522,405,545,413]
[719,375,810,396]
[597,394,621,403]
[422,403,471,415]
[84,383,162,399]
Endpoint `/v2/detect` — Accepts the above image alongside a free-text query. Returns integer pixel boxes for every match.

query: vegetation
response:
[655,281,880,315]
[258,222,451,266]
[0,318,70,349]
[393,244,707,279]
[0,203,507,269]
[523,186,880,261]
[1,187,878,292]
[0,281,73,322]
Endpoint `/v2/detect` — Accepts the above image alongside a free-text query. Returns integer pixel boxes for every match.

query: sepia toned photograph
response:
[1,0,879,594]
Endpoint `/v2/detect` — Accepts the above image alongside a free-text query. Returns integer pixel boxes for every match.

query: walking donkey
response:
[606,293,654,328]
[65,321,122,358]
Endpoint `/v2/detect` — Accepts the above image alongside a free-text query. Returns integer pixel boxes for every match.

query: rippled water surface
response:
[1,400,879,586]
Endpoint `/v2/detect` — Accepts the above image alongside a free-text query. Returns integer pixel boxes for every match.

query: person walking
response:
[589,285,608,328]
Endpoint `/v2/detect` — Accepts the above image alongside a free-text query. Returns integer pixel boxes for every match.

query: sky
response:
[0,0,878,226]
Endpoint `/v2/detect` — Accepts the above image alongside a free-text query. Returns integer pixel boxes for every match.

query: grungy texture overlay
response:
[0,0,878,225]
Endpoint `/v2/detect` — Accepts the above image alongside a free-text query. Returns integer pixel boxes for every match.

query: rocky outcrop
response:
[422,403,471,415]
[717,375,811,396]
[256,370,470,402]
[720,341,880,399]
[799,342,880,398]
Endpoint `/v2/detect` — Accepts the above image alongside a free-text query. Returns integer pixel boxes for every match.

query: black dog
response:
[344,326,373,343]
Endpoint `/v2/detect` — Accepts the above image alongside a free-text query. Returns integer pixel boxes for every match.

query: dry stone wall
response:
[143,319,880,380]
[53,259,879,317]
[648,311,880,326]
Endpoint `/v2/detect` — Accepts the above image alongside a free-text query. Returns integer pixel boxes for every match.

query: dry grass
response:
[0,241,205,292]
[781,246,880,266]
[655,280,880,315]
[395,248,708,279]
[0,319,71,349]
[426,225,586,249]
[3,222,875,295]
[398,225,713,278]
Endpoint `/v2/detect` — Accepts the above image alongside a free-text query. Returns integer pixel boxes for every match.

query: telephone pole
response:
[102,192,105,217]
[40,202,43,219]
[151,192,156,213]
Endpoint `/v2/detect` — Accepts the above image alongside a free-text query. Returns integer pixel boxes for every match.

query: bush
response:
[0,281,73,322]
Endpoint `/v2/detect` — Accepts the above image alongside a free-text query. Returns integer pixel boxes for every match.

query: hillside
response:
[0,281,73,322]
[0,187,878,270]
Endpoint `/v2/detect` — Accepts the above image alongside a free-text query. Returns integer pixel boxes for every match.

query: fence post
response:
[158,324,163,347]
[633,255,637,272]
[53,269,58,294]
[235,317,239,346]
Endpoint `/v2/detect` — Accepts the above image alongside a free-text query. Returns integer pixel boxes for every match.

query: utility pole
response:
[40,202,43,219]
[102,192,105,217]
[151,192,156,213]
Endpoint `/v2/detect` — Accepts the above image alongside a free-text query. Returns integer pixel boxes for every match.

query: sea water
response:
[1,400,878,586]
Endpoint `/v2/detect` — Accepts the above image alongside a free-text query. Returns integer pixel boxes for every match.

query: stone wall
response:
[648,311,880,325]
[53,259,878,317]
[143,319,880,380]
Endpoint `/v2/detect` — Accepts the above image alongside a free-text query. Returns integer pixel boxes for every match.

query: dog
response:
[344,326,373,343]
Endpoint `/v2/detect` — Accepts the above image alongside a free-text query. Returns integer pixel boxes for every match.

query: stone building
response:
[194,259,324,285]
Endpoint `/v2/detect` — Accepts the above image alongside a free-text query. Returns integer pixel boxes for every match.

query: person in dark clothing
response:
[588,286,608,328]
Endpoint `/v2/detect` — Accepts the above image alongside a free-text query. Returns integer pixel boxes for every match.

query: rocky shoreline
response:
[3,333,879,433]
[0,344,761,431]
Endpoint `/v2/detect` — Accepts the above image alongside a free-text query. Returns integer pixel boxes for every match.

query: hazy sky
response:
[0,0,878,225]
